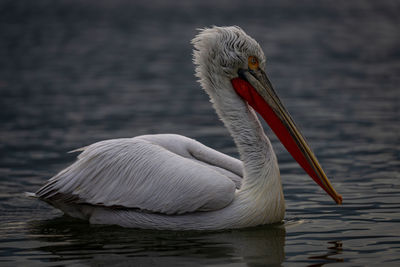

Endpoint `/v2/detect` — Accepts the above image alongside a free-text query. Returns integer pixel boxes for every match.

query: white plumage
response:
[38,134,243,215]
[35,26,341,230]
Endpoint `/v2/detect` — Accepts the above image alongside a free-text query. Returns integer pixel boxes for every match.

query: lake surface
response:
[1,0,399,266]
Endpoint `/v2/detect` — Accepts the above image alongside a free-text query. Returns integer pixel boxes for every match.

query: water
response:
[1,0,399,266]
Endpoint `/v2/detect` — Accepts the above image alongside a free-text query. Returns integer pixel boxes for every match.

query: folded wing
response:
[36,134,243,215]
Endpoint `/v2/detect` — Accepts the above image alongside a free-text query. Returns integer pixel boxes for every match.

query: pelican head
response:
[192,26,265,79]
[192,26,342,204]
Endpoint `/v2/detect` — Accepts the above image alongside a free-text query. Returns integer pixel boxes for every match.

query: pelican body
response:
[35,26,342,230]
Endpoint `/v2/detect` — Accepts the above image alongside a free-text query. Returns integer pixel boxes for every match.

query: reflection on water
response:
[1,0,399,266]
[308,241,344,266]
[3,217,350,266]
[23,217,286,266]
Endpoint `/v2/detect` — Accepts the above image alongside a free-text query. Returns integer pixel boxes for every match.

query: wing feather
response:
[37,135,241,215]
[138,134,243,188]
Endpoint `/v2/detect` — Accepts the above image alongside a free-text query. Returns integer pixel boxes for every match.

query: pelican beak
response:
[231,68,342,204]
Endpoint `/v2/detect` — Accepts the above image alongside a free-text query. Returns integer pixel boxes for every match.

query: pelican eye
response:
[248,56,259,70]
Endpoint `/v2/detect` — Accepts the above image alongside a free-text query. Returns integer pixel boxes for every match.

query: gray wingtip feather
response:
[24,192,38,198]
[68,147,86,154]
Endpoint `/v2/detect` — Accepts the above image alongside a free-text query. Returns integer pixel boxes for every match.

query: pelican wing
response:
[36,134,243,215]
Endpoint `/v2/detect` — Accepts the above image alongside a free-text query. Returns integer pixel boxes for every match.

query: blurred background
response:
[0,0,399,266]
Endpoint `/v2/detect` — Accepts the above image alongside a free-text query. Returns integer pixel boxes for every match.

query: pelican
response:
[33,26,342,230]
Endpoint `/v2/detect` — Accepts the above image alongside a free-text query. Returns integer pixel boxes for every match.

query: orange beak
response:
[231,68,342,204]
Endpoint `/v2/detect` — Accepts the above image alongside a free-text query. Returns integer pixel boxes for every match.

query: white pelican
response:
[34,26,342,230]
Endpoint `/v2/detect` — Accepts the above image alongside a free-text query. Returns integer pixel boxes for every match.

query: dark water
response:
[1,0,399,266]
